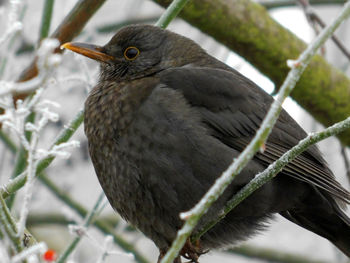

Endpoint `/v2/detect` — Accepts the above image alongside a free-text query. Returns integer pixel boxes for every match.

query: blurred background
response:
[0,0,350,262]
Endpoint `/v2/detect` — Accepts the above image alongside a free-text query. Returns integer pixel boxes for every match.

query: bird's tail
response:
[280,188,350,257]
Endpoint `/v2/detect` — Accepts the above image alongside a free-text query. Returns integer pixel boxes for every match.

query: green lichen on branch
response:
[153,0,350,145]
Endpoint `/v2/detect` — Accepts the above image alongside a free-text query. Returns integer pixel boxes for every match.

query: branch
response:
[160,2,350,262]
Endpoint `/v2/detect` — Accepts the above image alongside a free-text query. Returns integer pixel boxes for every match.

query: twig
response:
[0,0,23,47]
[0,130,16,153]
[155,0,190,28]
[97,16,159,33]
[11,242,47,263]
[259,0,346,9]
[228,244,330,263]
[38,173,151,263]
[298,0,350,61]
[0,109,84,199]
[8,113,34,209]
[160,2,350,262]
[0,191,23,253]
[195,117,350,240]
[26,213,120,227]
[8,0,56,211]
[39,0,55,41]
[0,103,149,263]
[56,192,105,263]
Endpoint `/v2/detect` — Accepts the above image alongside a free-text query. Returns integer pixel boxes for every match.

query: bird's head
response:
[62,24,207,82]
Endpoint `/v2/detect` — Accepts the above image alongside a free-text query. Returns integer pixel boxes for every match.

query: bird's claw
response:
[158,239,207,263]
[180,239,207,263]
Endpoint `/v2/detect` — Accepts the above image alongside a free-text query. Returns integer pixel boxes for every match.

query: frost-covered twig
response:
[0,0,23,47]
[7,39,62,238]
[0,127,147,262]
[56,192,106,263]
[0,111,83,204]
[195,117,350,241]
[11,242,47,263]
[94,235,134,263]
[160,2,350,263]
[0,39,62,97]
[37,174,150,263]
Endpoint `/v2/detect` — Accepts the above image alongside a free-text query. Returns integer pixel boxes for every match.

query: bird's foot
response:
[180,239,208,263]
[158,239,207,263]
[157,249,182,263]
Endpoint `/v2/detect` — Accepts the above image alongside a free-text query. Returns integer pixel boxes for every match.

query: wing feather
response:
[159,67,350,203]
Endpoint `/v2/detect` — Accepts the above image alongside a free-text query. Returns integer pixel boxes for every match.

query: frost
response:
[11,242,47,263]
[0,0,23,46]
[287,59,302,68]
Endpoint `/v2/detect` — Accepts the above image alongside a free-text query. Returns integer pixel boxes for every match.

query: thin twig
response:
[260,0,346,9]
[160,2,350,262]
[39,0,55,41]
[0,109,84,199]
[97,16,159,33]
[195,117,350,240]
[0,191,23,253]
[56,192,105,263]
[0,128,148,262]
[0,130,16,153]
[26,213,120,227]
[298,0,350,61]
[228,244,330,263]
[8,0,55,210]
[155,0,190,28]
[38,174,151,263]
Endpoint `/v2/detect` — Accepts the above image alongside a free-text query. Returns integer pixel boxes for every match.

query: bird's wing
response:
[158,67,350,203]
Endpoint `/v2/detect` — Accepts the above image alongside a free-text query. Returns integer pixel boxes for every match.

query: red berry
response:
[43,249,57,261]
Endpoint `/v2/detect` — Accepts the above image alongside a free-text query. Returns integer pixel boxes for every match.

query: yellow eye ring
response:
[124,46,140,61]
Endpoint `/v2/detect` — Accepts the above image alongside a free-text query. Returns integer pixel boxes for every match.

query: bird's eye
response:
[124,46,140,61]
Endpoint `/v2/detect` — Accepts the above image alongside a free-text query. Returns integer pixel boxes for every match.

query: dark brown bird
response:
[62,25,350,262]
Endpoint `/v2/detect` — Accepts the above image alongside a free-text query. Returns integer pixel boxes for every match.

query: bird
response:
[62,24,350,262]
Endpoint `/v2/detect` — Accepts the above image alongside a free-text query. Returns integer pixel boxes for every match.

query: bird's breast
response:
[84,78,157,143]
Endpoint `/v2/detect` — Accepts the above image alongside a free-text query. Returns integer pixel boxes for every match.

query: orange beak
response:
[61,42,114,62]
